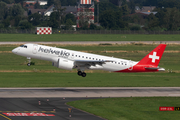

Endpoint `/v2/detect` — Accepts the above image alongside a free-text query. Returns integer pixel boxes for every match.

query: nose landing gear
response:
[27,57,31,66]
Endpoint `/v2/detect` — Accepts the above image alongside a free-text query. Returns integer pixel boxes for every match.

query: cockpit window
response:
[20,45,27,48]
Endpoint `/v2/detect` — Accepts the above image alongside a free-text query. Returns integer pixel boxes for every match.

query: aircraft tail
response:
[137,44,166,67]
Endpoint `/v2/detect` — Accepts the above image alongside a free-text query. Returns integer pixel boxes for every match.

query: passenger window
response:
[24,45,27,48]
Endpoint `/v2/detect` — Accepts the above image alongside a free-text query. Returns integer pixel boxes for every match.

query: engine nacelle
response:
[52,58,74,70]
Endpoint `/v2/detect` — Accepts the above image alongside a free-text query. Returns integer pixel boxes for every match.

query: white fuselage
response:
[12,44,138,72]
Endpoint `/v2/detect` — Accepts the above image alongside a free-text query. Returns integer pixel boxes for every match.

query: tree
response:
[48,12,59,28]
[89,23,97,30]
[19,20,33,29]
[47,0,77,6]
[154,7,180,30]
[2,18,10,27]
[65,13,76,24]
[163,7,180,30]
[1,0,11,4]
[14,0,23,3]
[0,23,4,28]
[155,8,166,28]
[147,13,159,30]
[81,21,89,30]
[115,11,127,29]
[99,10,128,29]
[168,8,180,30]
[65,19,73,30]
[28,13,42,26]
[130,25,141,30]
[121,4,129,15]
[11,4,24,17]
[129,0,135,14]
[53,0,66,28]
[14,15,23,26]
[47,0,55,6]
[66,0,76,6]
[0,1,8,21]
[95,1,118,16]
[157,0,180,9]
[121,0,127,6]
[109,0,119,6]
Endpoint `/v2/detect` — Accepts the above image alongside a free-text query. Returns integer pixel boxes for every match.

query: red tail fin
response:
[137,44,166,66]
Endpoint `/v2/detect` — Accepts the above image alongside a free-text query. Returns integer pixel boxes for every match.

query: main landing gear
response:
[77,71,86,77]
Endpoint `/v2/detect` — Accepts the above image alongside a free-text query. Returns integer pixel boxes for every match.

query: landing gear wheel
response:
[77,71,82,76]
[27,63,31,66]
[81,72,86,77]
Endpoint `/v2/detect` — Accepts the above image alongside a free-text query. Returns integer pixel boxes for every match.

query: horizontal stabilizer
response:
[145,67,165,71]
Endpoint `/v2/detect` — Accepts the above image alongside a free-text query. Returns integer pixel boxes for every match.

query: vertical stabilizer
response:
[137,44,166,66]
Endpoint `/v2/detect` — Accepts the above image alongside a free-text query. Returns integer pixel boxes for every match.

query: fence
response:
[1,29,180,34]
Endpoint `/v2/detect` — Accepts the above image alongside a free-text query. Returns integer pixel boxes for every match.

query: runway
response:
[0,87,180,98]
[0,87,180,120]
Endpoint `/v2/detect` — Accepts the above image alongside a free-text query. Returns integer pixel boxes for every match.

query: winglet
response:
[137,44,166,66]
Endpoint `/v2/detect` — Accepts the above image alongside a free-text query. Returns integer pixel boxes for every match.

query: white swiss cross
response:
[149,52,159,63]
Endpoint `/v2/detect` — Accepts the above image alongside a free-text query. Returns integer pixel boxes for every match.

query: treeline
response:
[1,0,180,31]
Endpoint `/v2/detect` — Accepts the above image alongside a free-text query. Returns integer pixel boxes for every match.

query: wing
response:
[74,60,113,67]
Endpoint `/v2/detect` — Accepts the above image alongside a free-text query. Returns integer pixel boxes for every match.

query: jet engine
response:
[52,58,74,70]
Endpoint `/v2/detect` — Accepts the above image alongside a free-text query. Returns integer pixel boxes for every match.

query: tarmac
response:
[1,87,180,120]
[0,97,104,120]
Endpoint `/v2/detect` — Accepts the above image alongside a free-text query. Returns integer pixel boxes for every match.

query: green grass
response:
[0,72,179,87]
[0,34,180,41]
[67,97,180,120]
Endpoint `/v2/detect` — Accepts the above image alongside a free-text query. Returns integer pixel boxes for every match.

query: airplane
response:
[12,43,166,77]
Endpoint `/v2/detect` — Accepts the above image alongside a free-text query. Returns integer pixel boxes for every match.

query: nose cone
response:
[12,48,18,54]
